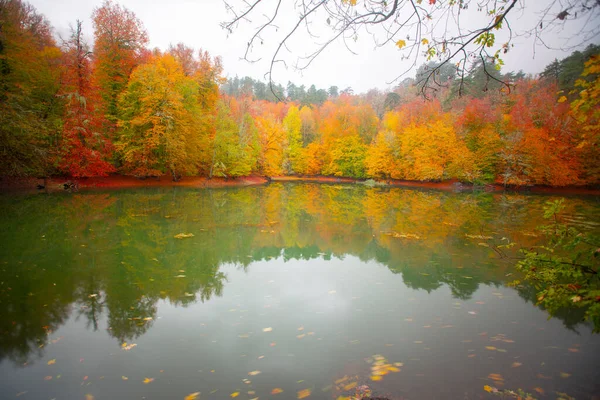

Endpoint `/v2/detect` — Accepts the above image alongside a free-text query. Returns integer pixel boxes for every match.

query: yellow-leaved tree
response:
[283,105,304,174]
[255,114,286,176]
[570,54,600,184]
[398,116,475,181]
[116,54,203,180]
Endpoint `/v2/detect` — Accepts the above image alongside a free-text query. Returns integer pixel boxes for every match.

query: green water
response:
[0,183,599,399]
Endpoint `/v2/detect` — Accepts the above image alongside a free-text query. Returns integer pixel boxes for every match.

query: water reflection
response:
[0,183,598,367]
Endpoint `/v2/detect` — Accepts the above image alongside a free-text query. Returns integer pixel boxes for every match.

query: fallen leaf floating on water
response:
[366,355,402,382]
[85,395,95,400]
[44,376,52,381]
[143,377,154,384]
[534,387,545,395]
[230,392,239,398]
[174,233,194,239]
[465,234,493,240]
[121,343,137,351]
[262,327,273,332]
[485,346,497,351]
[121,376,128,380]
[483,385,498,393]
[271,388,284,395]
[511,362,522,368]
[297,334,306,339]
[248,371,261,376]
[487,373,504,382]
[47,359,56,365]
[343,382,358,391]
[389,232,421,239]
[184,393,200,400]
[297,389,311,399]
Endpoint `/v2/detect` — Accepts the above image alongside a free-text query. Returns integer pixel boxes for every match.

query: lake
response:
[1,183,599,399]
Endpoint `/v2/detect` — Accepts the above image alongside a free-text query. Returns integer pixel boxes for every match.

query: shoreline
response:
[1,174,599,195]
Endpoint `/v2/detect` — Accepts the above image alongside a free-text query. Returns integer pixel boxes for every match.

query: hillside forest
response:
[1,0,599,186]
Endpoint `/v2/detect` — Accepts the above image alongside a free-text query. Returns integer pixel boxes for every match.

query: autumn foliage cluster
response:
[1,0,598,186]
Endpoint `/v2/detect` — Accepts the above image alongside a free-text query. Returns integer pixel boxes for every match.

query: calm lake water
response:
[1,183,599,400]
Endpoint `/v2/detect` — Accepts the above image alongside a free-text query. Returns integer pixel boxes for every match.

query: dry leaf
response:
[271,388,284,394]
[121,376,128,380]
[230,392,239,398]
[143,377,154,384]
[511,362,522,368]
[248,370,261,376]
[184,392,200,400]
[47,359,56,365]
[297,389,311,399]
[262,327,273,332]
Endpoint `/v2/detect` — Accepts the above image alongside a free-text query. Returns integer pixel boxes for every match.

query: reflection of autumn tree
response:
[1,185,597,363]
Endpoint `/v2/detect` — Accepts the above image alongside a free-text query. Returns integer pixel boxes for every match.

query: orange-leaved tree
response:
[59,20,114,177]
[116,54,203,180]
[92,0,148,128]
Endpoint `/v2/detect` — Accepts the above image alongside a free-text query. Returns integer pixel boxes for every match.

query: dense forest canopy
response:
[0,0,599,186]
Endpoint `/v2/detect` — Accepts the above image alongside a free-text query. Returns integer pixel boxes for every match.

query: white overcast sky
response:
[29,0,599,93]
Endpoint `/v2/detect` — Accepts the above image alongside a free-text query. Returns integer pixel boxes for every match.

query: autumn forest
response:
[1,0,599,187]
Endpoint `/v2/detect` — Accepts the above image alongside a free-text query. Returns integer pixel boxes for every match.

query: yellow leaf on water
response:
[262,327,273,332]
[121,376,128,380]
[387,366,401,372]
[370,375,382,381]
[174,233,194,239]
[184,392,200,400]
[297,334,306,339]
[297,388,311,399]
[485,346,497,351]
[271,388,284,394]
[230,392,239,398]
[343,382,357,391]
[47,359,56,365]
[143,377,154,384]
[248,370,261,376]
[483,385,498,393]
[511,362,522,368]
